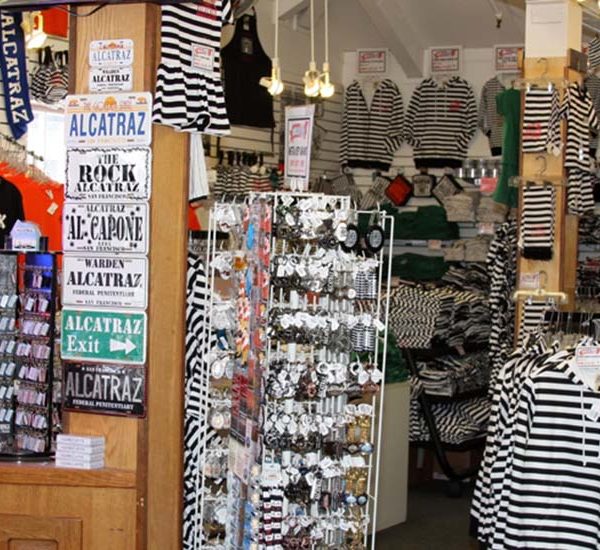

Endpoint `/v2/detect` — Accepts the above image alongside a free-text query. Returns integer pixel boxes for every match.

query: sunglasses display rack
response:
[198,193,394,550]
[0,251,59,460]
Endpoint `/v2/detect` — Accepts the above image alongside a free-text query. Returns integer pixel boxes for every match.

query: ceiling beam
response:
[357,0,423,78]
[279,0,309,19]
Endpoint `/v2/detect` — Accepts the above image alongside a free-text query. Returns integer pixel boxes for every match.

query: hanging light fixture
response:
[319,0,335,98]
[260,0,284,96]
[303,0,320,97]
[22,12,47,50]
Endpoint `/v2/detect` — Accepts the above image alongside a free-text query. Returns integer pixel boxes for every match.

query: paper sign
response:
[357,49,387,74]
[284,104,315,192]
[66,147,152,202]
[519,272,541,290]
[63,362,146,417]
[63,202,149,254]
[65,93,153,148]
[576,346,600,367]
[61,308,147,365]
[430,46,461,74]
[89,39,134,67]
[63,255,148,309]
[495,44,523,73]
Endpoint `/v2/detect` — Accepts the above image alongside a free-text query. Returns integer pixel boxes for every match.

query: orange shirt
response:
[5,173,64,252]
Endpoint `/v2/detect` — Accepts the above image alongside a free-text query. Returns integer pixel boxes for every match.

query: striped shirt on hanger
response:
[520,182,555,261]
[478,76,505,156]
[153,1,233,135]
[340,79,404,171]
[405,77,477,169]
[522,88,560,153]
[584,74,600,151]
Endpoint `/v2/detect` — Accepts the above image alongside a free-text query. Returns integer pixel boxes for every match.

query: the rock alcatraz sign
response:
[66,147,152,201]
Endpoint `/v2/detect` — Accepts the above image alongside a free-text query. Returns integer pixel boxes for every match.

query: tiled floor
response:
[375,481,476,549]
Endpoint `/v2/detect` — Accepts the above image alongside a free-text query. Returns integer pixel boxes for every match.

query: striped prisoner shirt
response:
[478,76,505,156]
[498,359,600,549]
[153,1,233,135]
[522,88,560,153]
[340,79,404,171]
[520,183,555,261]
[584,74,600,151]
[405,77,477,169]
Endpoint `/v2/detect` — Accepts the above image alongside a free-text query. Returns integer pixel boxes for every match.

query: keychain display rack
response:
[0,251,59,460]
[196,192,394,550]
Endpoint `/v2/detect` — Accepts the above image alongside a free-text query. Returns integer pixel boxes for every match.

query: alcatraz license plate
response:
[63,202,149,254]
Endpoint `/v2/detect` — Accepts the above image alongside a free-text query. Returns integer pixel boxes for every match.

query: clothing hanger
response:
[510,155,567,187]
[512,57,568,91]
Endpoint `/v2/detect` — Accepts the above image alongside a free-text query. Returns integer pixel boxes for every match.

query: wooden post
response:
[516,0,583,333]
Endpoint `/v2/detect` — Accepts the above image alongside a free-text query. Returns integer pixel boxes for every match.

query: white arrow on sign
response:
[110,338,137,355]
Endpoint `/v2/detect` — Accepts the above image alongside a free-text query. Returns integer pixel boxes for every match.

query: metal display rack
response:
[196,193,394,549]
[0,251,59,460]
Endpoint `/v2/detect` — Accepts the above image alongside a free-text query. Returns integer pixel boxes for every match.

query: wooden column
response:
[0,4,188,550]
[516,0,583,332]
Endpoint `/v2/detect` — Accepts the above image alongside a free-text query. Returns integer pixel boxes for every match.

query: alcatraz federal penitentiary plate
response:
[62,202,149,255]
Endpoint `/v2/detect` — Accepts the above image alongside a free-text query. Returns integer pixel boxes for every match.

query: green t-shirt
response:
[492,88,521,208]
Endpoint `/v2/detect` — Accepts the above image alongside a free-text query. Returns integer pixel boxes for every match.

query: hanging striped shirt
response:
[520,183,555,261]
[584,74,600,151]
[340,79,404,171]
[589,36,600,70]
[478,76,505,156]
[522,88,560,153]
[405,77,477,169]
[153,1,233,135]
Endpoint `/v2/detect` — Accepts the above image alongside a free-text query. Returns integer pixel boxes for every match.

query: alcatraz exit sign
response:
[61,308,147,365]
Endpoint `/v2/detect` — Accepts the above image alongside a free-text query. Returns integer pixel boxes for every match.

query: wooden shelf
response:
[0,462,136,489]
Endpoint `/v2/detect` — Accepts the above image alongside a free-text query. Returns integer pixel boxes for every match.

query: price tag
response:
[428,240,442,250]
[519,272,541,290]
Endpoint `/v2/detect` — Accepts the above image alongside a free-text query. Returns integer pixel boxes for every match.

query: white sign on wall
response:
[66,147,152,202]
[65,93,153,148]
[430,46,462,75]
[494,44,523,73]
[63,202,149,254]
[357,49,388,75]
[284,104,315,192]
[63,255,149,309]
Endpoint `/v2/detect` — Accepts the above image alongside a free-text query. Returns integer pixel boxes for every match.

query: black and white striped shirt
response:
[584,74,600,151]
[520,182,555,261]
[555,82,598,170]
[405,77,477,169]
[478,76,505,156]
[522,88,560,153]
[340,79,404,171]
[153,1,233,135]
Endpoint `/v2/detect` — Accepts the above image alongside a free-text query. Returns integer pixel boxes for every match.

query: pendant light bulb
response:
[304,61,320,97]
[320,62,335,98]
[260,0,284,96]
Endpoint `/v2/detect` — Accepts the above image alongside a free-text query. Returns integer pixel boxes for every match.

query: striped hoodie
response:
[340,79,404,171]
[405,77,477,169]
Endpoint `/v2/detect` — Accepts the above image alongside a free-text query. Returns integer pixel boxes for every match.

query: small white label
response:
[519,272,541,290]
[191,44,215,73]
[576,346,600,367]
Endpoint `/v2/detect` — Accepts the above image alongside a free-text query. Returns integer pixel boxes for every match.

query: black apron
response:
[222,12,275,129]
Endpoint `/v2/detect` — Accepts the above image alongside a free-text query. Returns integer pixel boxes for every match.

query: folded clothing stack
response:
[416,352,490,397]
[443,237,492,263]
[55,434,105,470]
[579,215,600,244]
[389,284,490,350]
[477,196,507,223]
[441,263,489,293]
[409,389,491,445]
[444,192,478,222]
